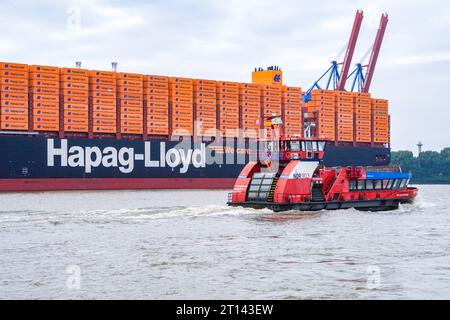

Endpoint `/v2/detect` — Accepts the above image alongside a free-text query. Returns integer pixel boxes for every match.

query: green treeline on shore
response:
[391,148,450,184]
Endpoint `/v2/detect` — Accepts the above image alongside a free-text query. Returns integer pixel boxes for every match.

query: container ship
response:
[0,11,391,192]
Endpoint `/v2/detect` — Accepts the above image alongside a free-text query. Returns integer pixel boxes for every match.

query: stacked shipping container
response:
[335,91,354,142]
[261,84,282,138]
[0,61,389,145]
[170,77,194,136]
[282,86,302,138]
[118,72,143,135]
[145,75,169,136]
[194,79,217,137]
[308,89,336,141]
[0,62,29,131]
[218,81,239,138]
[240,83,261,139]
[62,68,89,133]
[90,70,116,134]
[354,92,372,143]
[30,65,60,132]
[371,98,389,143]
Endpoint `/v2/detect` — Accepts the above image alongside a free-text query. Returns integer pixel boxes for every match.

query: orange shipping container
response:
[240,89,260,96]
[147,107,169,115]
[60,68,89,77]
[93,105,116,113]
[29,65,59,74]
[121,106,142,114]
[145,95,169,103]
[171,96,193,104]
[1,91,27,101]
[90,90,116,99]
[65,117,88,125]
[93,119,116,127]
[30,86,58,95]
[145,75,169,83]
[34,95,59,104]
[144,81,169,89]
[148,127,169,135]
[117,86,143,95]
[63,96,89,104]
[194,79,216,87]
[34,100,59,109]
[34,108,58,117]
[0,77,28,86]
[64,124,88,132]
[33,116,59,125]
[121,119,143,127]
[65,103,89,111]
[1,85,28,94]
[34,123,58,131]
[93,112,116,120]
[145,88,169,96]
[195,91,216,99]
[121,113,143,121]
[1,122,29,130]
[169,77,193,85]
[29,73,59,81]
[2,100,28,108]
[60,81,88,90]
[239,83,260,90]
[118,92,142,101]
[147,115,169,122]
[93,98,116,106]
[196,105,216,113]
[62,89,89,98]
[217,87,239,95]
[89,83,116,92]
[194,86,216,94]
[60,75,89,84]
[0,62,28,72]
[170,83,193,91]
[1,70,28,79]
[90,77,116,86]
[195,97,216,105]
[93,126,116,133]
[1,114,28,123]
[121,99,143,108]
[65,110,88,118]
[1,106,28,115]
[121,126,143,134]
[117,72,143,81]
[89,70,116,79]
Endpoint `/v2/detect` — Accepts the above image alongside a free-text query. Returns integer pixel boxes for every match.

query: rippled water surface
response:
[1,185,449,299]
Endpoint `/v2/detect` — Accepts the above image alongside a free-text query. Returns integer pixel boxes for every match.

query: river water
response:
[0,185,449,299]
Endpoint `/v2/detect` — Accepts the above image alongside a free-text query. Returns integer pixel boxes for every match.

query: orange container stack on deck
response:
[309,89,336,141]
[90,70,117,134]
[61,67,89,133]
[170,77,194,136]
[194,79,217,137]
[353,92,372,143]
[371,98,389,143]
[218,81,239,138]
[239,83,261,139]
[118,72,143,135]
[0,62,29,131]
[335,91,354,142]
[30,65,60,132]
[261,84,282,138]
[144,75,169,136]
[282,86,303,138]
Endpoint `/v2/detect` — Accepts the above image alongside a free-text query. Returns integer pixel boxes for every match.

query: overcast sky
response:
[0,0,448,152]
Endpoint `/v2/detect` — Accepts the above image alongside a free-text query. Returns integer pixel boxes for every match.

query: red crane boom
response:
[362,13,389,93]
[337,10,364,91]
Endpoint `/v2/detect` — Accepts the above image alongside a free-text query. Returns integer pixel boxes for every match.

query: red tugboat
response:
[227,117,418,212]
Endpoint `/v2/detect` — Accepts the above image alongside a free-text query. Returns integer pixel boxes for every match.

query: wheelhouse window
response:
[365,180,374,190]
[301,141,306,151]
[349,180,356,191]
[290,141,301,151]
[392,179,401,189]
[374,180,382,190]
[399,179,408,189]
[306,141,313,151]
[357,180,365,190]
[318,141,326,152]
[386,179,394,189]
[382,179,389,189]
